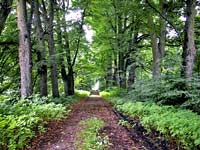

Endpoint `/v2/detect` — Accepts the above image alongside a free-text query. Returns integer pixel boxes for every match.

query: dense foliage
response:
[0,0,200,149]
[0,90,89,150]
[0,98,64,149]
[127,75,200,113]
[107,97,200,150]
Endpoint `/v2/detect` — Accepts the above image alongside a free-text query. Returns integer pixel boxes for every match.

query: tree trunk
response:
[158,0,167,63]
[34,0,47,97]
[35,0,48,96]
[117,15,126,88]
[67,66,74,95]
[0,0,13,35]
[113,58,118,86]
[118,51,126,88]
[61,64,68,96]
[63,30,74,95]
[47,0,59,97]
[17,0,32,97]
[55,4,69,97]
[126,24,137,90]
[148,14,161,78]
[128,65,136,91]
[106,54,113,88]
[181,0,197,79]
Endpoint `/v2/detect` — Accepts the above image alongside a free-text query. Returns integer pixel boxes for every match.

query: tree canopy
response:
[0,0,199,98]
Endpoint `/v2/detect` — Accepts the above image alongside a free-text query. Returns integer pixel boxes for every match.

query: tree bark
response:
[63,28,74,95]
[181,0,197,79]
[34,0,47,97]
[17,0,32,97]
[67,66,74,95]
[158,0,167,62]
[127,23,137,90]
[61,64,68,96]
[117,15,126,88]
[147,0,167,79]
[113,57,118,86]
[0,0,13,35]
[46,0,59,97]
[148,14,161,78]
[56,3,69,96]
[128,64,136,91]
[106,52,113,88]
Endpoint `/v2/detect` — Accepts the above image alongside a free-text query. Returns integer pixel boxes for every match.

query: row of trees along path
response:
[0,0,198,149]
[0,0,197,98]
[28,96,180,150]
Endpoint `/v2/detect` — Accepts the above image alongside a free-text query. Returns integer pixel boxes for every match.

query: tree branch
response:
[145,0,182,42]
[72,8,86,67]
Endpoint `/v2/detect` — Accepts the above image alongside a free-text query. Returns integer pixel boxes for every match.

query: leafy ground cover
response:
[0,90,88,150]
[107,97,200,150]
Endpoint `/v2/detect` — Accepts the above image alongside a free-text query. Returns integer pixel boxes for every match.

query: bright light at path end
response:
[92,81,100,90]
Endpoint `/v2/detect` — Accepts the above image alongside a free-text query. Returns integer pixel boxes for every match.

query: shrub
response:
[75,90,90,98]
[100,87,127,98]
[109,97,200,150]
[127,76,200,113]
[0,96,67,150]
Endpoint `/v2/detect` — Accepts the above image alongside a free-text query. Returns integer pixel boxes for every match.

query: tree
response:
[181,0,197,80]
[146,0,167,78]
[34,0,48,96]
[55,0,69,96]
[41,0,59,97]
[17,0,32,97]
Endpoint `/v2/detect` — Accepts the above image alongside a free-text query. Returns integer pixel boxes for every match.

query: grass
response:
[76,117,110,150]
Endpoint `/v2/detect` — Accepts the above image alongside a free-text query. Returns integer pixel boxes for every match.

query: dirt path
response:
[28,96,142,150]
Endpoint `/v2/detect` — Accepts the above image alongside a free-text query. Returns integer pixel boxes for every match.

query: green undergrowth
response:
[101,76,200,114]
[108,97,200,150]
[76,117,110,150]
[0,94,82,150]
[75,90,90,98]
[127,77,200,113]
[100,87,127,98]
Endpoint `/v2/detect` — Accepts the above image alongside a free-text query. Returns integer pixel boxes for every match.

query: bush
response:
[108,97,200,150]
[0,96,68,150]
[75,90,90,98]
[100,87,127,98]
[127,76,200,113]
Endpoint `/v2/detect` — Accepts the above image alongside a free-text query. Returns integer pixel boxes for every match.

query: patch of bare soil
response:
[27,96,140,150]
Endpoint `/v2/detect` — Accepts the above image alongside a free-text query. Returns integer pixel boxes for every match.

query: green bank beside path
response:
[106,97,200,150]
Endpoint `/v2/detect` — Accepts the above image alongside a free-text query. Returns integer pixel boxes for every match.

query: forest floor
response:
[27,96,180,150]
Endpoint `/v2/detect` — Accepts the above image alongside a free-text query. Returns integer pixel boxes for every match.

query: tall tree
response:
[34,0,48,96]
[41,0,59,97]
[55,0,69,96]
[148,13,161,78]
[158,0,167,61]
[182,0,197,79]
[146,0,167,78]
[17,0,32,97]
[67,9,86,95]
